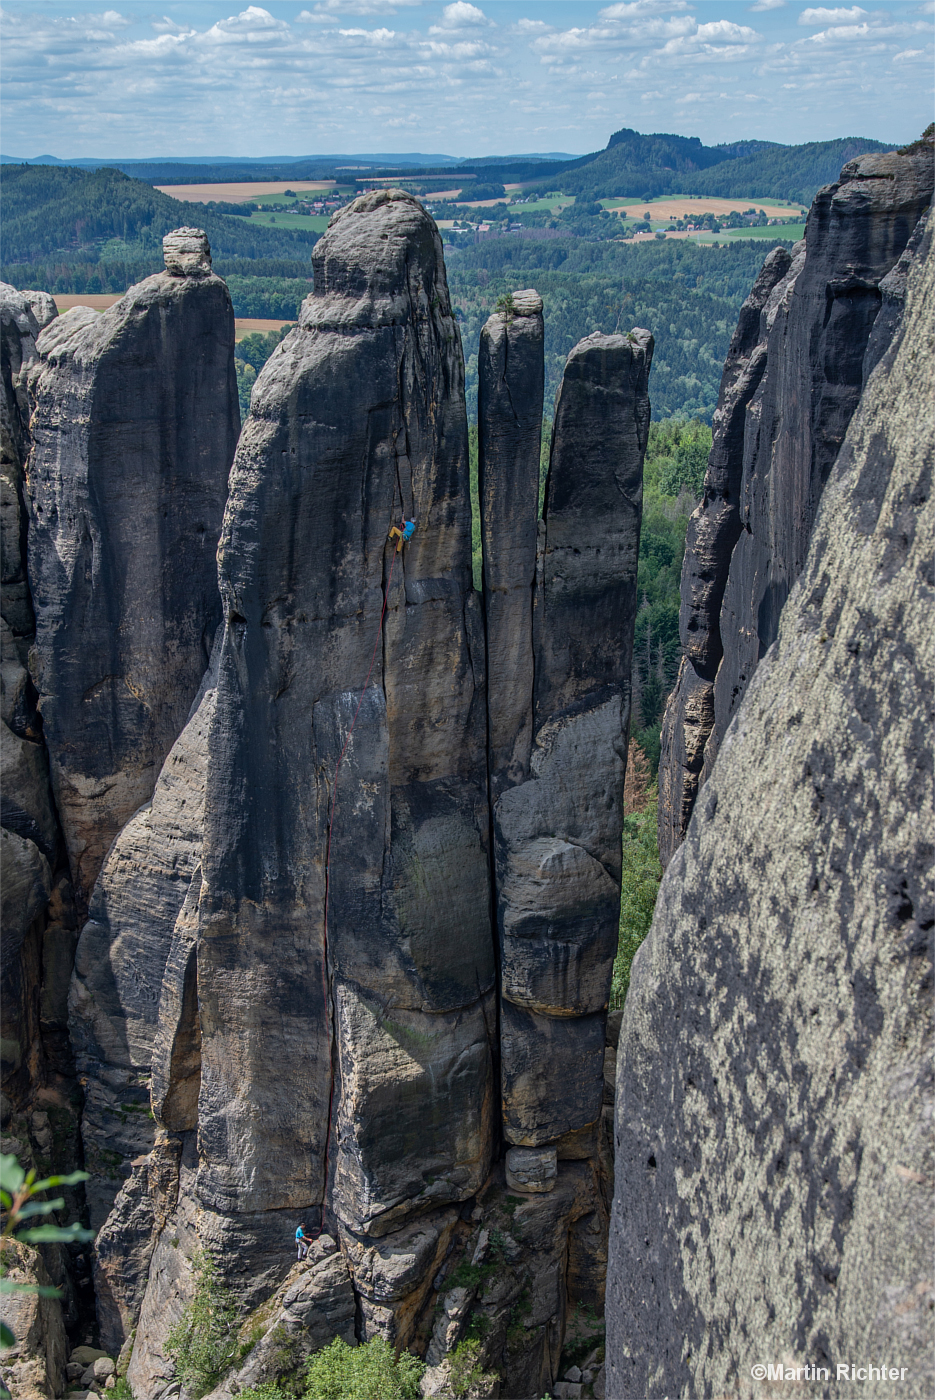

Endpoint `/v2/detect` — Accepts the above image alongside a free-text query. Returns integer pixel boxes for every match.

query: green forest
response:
[447,238,774,422]
[0,165,318,269]
[555,129,887,205]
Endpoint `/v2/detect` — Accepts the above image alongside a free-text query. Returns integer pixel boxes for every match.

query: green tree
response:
[304,1336,424,1400]
[611,795,663,1009]
[165,1250,241,1398]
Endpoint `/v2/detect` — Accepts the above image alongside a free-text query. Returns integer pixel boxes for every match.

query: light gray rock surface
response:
[26,235,238,914]
[607,211,934,1399]
[0,1241,67,1400]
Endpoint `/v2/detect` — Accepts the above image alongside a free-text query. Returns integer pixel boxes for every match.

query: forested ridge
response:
[0,164,318,267]
[555,129,888,204]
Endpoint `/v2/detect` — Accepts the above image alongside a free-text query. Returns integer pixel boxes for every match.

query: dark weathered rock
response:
[26,234,238,913]
[1,285,61,1108]
[492,330,652,1147]
[608,219,934,1399]
[478,289,544,801]
[68,661,217,1227]
[421,1162,607,1399]
[658,138,934,864]
[0,829,51,1097]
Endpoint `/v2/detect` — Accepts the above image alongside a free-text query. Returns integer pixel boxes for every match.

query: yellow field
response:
[156,180,335,203]
[235,318,296,338]
[610,196,799,220]
[54,294,122,310]
[53,298,296,339]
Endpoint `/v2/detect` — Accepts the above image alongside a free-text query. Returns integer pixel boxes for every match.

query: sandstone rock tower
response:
[26,231,239,912]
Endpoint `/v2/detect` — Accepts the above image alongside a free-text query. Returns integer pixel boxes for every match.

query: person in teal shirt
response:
[296,1224,309,1260]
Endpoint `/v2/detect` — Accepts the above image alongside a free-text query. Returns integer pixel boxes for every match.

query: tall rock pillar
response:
[478,290,544,800]
[26,230,239,914]
[125,192,495,1390]
[488,329,652,1160]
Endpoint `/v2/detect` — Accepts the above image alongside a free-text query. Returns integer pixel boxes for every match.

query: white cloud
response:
[798,7,867,23]
[599,0,689,16]
[696,20,760,41]
[432,1,489,28]
[0,0,930,161]
[749,0,785,10]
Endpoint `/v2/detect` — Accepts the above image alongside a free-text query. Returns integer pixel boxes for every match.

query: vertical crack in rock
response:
[25,231,239,915]
[484,327,653,1152]
[608,207,934,1400]
[658,137,934,866]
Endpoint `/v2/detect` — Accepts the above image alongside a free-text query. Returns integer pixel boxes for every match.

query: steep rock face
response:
[494,331,651,1150]
[478,290,544,801]
[608,221,933,1398]
[26,233,239,913]
[1,283,62,1106]
[195,188,491,1235]
[658,139,934,865]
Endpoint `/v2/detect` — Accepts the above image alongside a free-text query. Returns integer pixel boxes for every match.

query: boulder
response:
[504,1145,557,1194]
[607,211,934,1398]
[26,233,238,913]
[658,134,935,864]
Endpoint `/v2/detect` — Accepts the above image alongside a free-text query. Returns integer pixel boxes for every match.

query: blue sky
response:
[1,0,931,158]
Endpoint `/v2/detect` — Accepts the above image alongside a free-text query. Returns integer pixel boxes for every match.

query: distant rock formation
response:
[607,207,933,1398]
[658,137,934,865]
[26,231,239,914]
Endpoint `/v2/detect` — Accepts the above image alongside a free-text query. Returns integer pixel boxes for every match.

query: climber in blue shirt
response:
[296,1224,309,1260]
[389,519,416,552]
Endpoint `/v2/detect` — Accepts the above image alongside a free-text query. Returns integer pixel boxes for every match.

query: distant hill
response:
[0,164,319,267]
[0,129,892,206]
[686,137,895,205]
[553,128,891,203]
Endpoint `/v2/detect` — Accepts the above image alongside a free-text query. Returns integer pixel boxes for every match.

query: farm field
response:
[697,222,807,242]
[247,210,331,231]
[54,294,121,310]
[235,317,296,337]
[53,296,295,338]
[603,195,802,220]
[155,180,336,202]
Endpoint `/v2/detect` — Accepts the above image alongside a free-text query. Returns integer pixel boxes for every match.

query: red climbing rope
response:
[310,538,400,1240]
